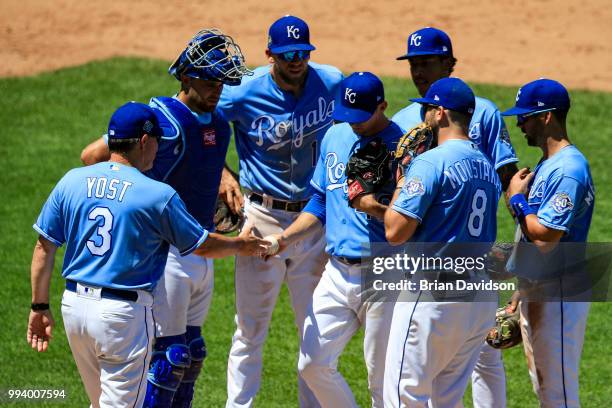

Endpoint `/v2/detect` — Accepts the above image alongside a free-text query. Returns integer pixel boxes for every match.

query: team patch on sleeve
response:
[404,176,425,197]
[550,192,574,214]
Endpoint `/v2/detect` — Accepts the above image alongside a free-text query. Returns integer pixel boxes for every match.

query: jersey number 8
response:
[468,189,487,237]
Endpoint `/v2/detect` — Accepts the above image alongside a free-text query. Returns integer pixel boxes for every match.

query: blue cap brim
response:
[501,106,534,116]
[396,50,450,60]
[410,97,439,106]
[269,44,316,54]
[332,106,373,124]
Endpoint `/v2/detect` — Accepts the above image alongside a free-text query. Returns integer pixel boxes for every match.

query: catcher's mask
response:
[169,29,252,86]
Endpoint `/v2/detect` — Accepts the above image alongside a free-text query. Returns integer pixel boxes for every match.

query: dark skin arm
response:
[219,164,244,214]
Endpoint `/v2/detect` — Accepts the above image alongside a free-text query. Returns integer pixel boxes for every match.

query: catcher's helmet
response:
[169,29,252,86]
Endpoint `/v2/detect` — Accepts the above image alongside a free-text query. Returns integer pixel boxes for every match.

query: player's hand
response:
[507,167,533,197]
[507,290,521,313]
[237,224,271,257]
[262,233,287,261]
[27,310,54,352]
[219,168,244,214]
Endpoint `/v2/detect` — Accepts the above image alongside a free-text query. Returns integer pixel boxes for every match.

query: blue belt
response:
[66,280,139,302]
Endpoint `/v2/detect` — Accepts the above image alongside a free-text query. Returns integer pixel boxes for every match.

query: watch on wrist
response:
[31,303,50,311]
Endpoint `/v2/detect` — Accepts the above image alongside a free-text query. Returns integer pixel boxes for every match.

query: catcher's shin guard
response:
[171,327,207,408]
[143,336,191,408]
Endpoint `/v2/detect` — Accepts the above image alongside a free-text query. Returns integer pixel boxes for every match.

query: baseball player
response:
[80,29,253,407]
[383,78,501,408]
[264,72,403,407]
[502,78,595,407]
[215,15,343,407]
[395,27,519,407]
[27,102,269,408]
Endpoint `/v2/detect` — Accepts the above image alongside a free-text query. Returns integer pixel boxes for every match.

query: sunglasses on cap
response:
[277,50,311,62]
[516,108,556,126]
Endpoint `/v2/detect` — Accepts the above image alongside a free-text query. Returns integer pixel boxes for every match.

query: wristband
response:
[31,303,50,311]
[509,194,536,220]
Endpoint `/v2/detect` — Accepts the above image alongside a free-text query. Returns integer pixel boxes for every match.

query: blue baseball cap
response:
[267,15,316,54]
[107,102,162,141]
[332,72,385,123]
[501,78,570,116]
[397,27,453,60]
[411,77,475,115]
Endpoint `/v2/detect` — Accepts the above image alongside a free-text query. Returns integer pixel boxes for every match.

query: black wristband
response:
[31,303,50,311]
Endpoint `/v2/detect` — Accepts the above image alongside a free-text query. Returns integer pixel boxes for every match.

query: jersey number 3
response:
[468,189,487,237]
[87,206,114,256]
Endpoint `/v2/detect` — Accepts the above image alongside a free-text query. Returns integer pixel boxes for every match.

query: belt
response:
[335,256,363,266]
[248,192,309,212]
[66,280,138,302]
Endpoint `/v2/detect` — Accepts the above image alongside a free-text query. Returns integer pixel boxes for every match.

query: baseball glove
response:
[486,242,515,280]
[486,304,522,349]
[394,123,434,182]
[214,199,244,234]
[346,138,391,206]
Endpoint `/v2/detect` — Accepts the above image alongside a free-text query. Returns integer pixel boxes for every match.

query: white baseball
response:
[263,235,280,256]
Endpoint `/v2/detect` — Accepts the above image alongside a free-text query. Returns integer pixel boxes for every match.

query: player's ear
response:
[265,49,275,64]
[180,74,192,90]
[379,101,388,113]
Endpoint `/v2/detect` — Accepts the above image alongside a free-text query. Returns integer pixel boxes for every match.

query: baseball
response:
[263,235,280,256]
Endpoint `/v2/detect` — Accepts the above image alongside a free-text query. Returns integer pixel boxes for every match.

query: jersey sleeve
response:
[392,159,440,222]
[217,86,237,122]
[33,179,66,247]
[482,109,518,170]
[159,193,209,256]
[537,175,586,232]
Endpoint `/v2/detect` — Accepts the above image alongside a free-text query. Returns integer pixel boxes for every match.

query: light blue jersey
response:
[392,97,518,170]
[310,122,404,258]
[393,139,501,242]
[526,145,595,242]
[217,62,343,201]
[33,162,208,291]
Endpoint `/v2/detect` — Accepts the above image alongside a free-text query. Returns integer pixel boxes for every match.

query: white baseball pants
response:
[298,257,393,408]
[152,246,214,337]
[384,292,497,408]
[520,301,590,408]
[61,287,154,408]
[226,197,328,408]
[471,342,507,408]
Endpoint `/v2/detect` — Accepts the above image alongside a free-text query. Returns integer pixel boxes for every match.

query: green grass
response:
[0,57,610,407]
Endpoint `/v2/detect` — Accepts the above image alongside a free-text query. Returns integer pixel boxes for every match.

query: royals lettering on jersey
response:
[148,96,231,231]
[33,162,208,291]
[218,63,344,201]
[310,122,404,258]
[526,145,595,242]
[392,97,518,170]
[393,140,501,243]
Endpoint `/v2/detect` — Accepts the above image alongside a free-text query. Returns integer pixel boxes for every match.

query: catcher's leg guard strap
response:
[171,327,207,408]
[143,335,191,408]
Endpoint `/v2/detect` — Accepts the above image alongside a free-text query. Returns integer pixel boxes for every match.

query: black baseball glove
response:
[346,138,391,207]
[214,199,244,234]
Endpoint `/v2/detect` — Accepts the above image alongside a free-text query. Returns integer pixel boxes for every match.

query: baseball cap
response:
[397,27,453,60]
[107,102,162,141]
[411,77,475,115]
[501,78,570,116]
[267,15,316,54]
[332,72,385,123]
